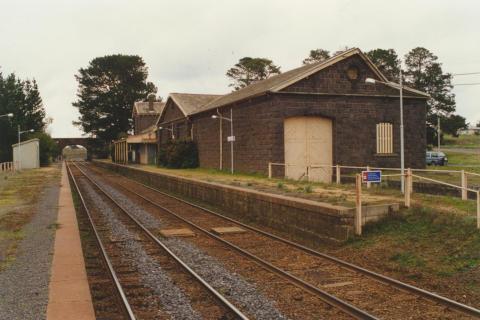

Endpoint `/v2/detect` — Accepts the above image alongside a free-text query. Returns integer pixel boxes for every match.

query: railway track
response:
[67,162,249,319]
[72,161,374,319]
[81,161,480,319]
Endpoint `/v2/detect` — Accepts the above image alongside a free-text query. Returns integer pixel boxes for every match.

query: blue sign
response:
[362,170,382,183]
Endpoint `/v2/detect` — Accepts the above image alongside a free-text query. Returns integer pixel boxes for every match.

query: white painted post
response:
[366,166,371,189]
[336,165,341,184]
[461,170,467,200]
[408,168,413,194]
[355,174,362,236]
[404,170,411,208]
[477,191,480,230]
[268,162,272,179]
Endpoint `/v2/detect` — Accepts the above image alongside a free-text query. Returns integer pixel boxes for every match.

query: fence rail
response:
[0,161,17,173]
[268,162,480,231]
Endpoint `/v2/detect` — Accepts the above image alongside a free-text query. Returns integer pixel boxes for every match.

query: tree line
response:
[0,71,58,164]
[225,47,466,145]
[72,47,467,150]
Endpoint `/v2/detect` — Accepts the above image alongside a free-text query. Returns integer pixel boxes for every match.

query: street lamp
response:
[212,109,234,174]
[365,70,406,193]
[158,126,175,139]
[17,126,34,170]
[0,113,13,119]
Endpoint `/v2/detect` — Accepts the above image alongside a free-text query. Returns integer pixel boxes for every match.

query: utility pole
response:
[437,116,441,151]
[399,69,405,193]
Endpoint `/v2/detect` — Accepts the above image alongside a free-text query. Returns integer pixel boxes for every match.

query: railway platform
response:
[46,162,95,320]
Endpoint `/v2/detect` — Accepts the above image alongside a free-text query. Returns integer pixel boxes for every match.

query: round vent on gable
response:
[346,66,359,80]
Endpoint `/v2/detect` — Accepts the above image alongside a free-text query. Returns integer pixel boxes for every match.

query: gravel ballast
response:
[94,173,288,320]
[0,184,60,320]
[80,180,202,320]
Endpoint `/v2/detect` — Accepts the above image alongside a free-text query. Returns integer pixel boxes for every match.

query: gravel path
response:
[80,180,201,320]
[0,184,60,320]
[94,174,288,320]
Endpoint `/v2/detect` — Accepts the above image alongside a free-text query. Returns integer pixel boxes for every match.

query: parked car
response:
[426,151,448,166]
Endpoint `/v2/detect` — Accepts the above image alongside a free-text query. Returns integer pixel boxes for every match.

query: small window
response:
[376,123,393,154]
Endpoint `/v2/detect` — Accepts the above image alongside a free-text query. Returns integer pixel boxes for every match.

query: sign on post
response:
[227,136,235,142]
[362,170,381,183]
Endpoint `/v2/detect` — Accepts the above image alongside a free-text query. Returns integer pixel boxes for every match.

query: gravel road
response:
[0,184,60,320]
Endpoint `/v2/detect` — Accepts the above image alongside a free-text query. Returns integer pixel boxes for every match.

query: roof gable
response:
[192,48,428,115]
[133,101,165,115]
[169,93,222,116]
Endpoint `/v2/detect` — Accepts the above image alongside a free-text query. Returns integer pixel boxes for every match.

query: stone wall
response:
[134,114,158,134]
[188,54,427,175]
[94,161,398,243]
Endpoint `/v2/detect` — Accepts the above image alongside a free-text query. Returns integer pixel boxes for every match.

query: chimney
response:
[147,94,155,111]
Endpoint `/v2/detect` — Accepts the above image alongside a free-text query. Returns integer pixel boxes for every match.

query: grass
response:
[0,166,61,270]
[443,134,480,149]
[341,206,480,278]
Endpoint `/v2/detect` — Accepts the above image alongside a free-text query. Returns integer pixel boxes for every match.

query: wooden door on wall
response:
[284,117,332,183]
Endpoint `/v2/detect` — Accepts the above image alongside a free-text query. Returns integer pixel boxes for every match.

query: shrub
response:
[27,132,59,165]
[158,140,199,169]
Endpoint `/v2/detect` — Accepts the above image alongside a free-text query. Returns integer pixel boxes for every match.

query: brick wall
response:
[134,114,158,134]
[189,55,427,174]
[158,99,191,144]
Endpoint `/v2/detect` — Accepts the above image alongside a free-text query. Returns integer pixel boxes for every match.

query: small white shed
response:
[12,138,40,169]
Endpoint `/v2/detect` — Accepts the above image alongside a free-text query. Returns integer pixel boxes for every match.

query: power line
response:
[452,82,480,86]
[452,72,480,76]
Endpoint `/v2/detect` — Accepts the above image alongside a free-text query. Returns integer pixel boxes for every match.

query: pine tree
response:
[302,49,331,64]
[226,57,281,91]
[72,54,157,143]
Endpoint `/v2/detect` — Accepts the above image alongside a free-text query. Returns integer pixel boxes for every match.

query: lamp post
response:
[158,126,175,140]
[17,126,34,170]
[212,109,234,174]
[365,70,406,193]
[0,113,13,119]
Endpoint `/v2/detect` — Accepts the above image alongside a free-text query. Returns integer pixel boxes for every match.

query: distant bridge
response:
[53,137,95,151]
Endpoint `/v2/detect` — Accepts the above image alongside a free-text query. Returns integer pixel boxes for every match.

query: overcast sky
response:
[1,0,479,137]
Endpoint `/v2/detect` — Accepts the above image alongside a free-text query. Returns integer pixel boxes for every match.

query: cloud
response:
[1,0,479,136]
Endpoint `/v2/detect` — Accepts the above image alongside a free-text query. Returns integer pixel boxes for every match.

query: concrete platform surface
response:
[46,163,95,320]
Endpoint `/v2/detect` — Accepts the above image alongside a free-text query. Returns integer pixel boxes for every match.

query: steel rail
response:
[66,162,136,320]
[79,163,377,320]
[85,162,480,318]
[72,163,249,320]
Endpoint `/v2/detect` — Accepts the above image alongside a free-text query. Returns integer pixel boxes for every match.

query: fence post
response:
[408,168,413,194]
[355,174,362,236]
[366,166,371,189]
[306,166,310,182]
[405,170,411,208]
[336,165,341,184]
[461,170,467,200]
[477,191,480,230]
[268,162,272,179]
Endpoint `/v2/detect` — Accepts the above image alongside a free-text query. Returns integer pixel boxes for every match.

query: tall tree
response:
[366,49,401,81]
[302,49,331,64]
[404,47,456,144]
[72,54,157,143]
[226,57,281,91]
[440,114,467,137]
[0,71,47,162]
